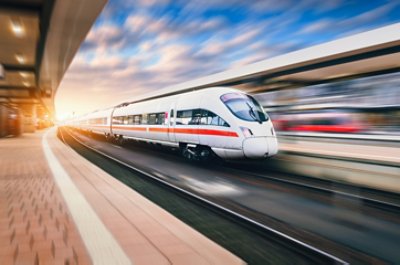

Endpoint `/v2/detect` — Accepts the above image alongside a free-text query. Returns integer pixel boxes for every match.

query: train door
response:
[168,104,176,142]
[174,93,200,145]
[110,107,117,137]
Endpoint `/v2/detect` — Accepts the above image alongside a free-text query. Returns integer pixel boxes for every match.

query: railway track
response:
[220,163,400,216]
[59,126,348,265]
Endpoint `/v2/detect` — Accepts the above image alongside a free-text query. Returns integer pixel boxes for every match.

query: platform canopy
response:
[0,0,107,115]
[130,23,400,104]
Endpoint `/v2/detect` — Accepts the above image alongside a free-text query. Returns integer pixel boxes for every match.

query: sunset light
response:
[2,1,400,265]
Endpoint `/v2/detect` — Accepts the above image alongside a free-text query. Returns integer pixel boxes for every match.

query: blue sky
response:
[56,0,400,119]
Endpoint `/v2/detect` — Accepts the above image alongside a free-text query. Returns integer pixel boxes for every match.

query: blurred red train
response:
[273,110,365,133]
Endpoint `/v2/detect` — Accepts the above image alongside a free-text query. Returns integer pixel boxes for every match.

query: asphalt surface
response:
[68,129,400,264]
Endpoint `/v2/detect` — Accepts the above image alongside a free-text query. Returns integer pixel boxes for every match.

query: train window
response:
[201,110,213,125]
[148,114,157,125]
[156,113,165,125]
[133,115,141,125]
[176,109,229,127]
[145,113,166,125]
[221,118,229,127]
[189,109,202,125]
[113,116,125,124]
[199,111,212,125]
[212,116,229,127]
[128,115,134,124]
[176,110,192,125]
[169,110,174,125]
[221,93,269,123]
[211,116,219,126]
[200,110,230,127]
[141,114,148,125]
[112,116,123,124]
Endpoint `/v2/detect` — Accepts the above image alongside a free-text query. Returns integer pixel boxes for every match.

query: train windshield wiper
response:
[246,102,262,124]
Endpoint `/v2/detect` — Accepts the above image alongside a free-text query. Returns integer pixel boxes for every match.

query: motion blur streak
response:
[257,71,400,138]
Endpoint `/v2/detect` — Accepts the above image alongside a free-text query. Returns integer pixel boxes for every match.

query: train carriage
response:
[69,87,278,160]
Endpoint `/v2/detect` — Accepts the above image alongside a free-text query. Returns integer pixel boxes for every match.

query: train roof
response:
[116,86,239,108]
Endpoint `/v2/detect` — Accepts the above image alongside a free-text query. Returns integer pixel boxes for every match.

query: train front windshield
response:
[221,93,269,123]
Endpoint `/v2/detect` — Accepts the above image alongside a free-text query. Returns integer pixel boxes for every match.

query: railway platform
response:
[0,128,244,265]
[267,135,400,193]
[279,135,400,165]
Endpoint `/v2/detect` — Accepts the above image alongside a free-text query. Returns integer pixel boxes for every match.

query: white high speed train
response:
[69,87,278,160]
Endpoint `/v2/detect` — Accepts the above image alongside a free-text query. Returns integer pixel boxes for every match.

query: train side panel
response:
[85,108,112,135]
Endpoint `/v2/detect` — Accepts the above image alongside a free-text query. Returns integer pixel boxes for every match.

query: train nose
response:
[242,136,278,159]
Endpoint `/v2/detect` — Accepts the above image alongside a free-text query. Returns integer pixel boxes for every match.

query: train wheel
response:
[197,146,211,161]
[182,148,194,160]
[182,146,201,161]
[111,135,119,144]
[181,146,211,161]
[116,135,125,145]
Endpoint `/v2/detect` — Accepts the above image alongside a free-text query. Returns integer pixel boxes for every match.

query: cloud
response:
[197,26,263,57]
[124,13,169,34]
[338,2,396,28]
[298,2,397,39]
[57,5,298,117]
[85,24,125,51]
[300,20,333,34]
[56,0,398,118]
[136,0,170,7]
[124,14,150,32]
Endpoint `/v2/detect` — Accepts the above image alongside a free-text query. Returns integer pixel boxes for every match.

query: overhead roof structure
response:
[0,0,107,115]
[130,23,400,104]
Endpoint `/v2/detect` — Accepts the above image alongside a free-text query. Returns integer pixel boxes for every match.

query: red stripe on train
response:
[113,126,147,131]
[149,127,238,137]
[171,128,238,137]
[89,125,239,137]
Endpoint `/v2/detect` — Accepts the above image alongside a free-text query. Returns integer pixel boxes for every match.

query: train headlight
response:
[240,126,253,137]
